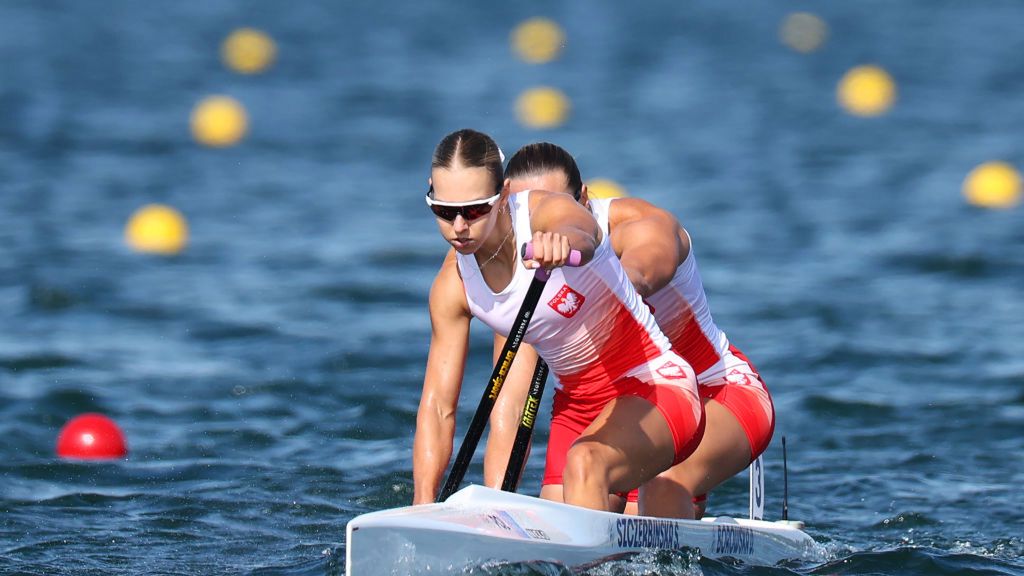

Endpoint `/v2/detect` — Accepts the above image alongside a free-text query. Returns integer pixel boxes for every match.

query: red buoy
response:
[56,413,128,459]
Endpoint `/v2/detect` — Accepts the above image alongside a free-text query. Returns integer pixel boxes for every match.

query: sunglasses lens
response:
[429,201,494,222]
[429,204,460,221]
[461,203,494,220]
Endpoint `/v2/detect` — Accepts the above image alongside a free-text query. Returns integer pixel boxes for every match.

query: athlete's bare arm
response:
[483,336,541,487]
[413,250,472,504]
[525,190,601,269]
[607,198,690,298]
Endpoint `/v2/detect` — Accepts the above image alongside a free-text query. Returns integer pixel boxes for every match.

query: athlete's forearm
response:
[556,226,598,263]
[412,405,455,504]
[528,192,600,266]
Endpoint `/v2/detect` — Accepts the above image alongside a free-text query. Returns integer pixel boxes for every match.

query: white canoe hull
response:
[346,485,817,575]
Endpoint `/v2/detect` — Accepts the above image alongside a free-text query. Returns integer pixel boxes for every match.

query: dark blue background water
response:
[1,1,1022,575]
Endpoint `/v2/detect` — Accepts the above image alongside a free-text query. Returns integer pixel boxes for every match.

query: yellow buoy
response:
[963,161,1022,209]
[837,65,896,117]
[191,95,248,148]
[515,87,570,129]
[586,179,628,199]
[511,18,565,64]
[222,28,276,74]
[780,12,828,54]
[125,204,189,255]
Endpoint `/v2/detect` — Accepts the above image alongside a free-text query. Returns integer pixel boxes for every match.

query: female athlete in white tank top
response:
[414,129,705,518]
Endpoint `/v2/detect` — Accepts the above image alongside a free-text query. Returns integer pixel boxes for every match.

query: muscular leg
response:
[483,339,540,488]
[561,396,676,512]
[540,485,627,513]
[539,483,563,502]
[639,398,751,518]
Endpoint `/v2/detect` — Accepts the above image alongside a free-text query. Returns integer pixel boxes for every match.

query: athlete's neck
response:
[476,208,516,291]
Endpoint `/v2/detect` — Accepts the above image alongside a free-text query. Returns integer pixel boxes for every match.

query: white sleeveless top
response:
[456,191,673,397]
[588,197,747,384]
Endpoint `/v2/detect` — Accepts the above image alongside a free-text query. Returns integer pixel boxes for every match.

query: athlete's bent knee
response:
[563,442,609,489]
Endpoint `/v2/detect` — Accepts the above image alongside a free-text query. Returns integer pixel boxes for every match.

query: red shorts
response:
[542,353,704,486]
[618,346,773,504]
[701,345,774,462]
[698,381,774,461]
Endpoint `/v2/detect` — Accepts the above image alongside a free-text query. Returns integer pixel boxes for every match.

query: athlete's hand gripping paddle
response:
[438,244,581,501]
[520,240,582,277]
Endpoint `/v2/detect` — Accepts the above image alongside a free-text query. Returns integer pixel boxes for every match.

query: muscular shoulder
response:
[527,188,579,214]
[607,197,675,227]
[528,189,599,234]
[607,197,690,261]
[429,249,470,321]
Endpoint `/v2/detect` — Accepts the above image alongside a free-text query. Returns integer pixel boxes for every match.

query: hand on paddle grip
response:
[521,240,582,281]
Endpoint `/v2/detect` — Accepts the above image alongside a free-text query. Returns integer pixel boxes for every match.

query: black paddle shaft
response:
[437,271,550,502]
[500,358,549,492]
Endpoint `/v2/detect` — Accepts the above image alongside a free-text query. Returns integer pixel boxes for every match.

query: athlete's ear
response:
[501,178,511,198]
[579,183,589,205]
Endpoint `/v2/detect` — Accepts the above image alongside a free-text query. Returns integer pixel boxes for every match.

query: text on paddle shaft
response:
[489,350,516,400]
[616,518,679,549]
[714,525,754,556]
[520,396,539,428]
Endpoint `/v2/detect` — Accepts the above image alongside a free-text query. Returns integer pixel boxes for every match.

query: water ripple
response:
[3,1,1024,575]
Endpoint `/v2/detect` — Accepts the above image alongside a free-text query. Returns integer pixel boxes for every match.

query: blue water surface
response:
[1,1,1022,575]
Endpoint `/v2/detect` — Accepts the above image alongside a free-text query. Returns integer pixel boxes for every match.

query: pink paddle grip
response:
[520,243,583,267]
